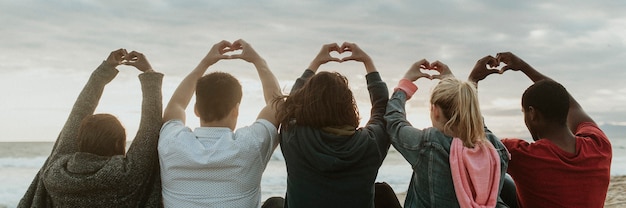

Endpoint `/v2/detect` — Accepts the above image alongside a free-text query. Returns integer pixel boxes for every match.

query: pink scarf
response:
[449,138,501,208]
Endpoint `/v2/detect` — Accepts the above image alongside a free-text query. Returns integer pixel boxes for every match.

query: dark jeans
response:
[263,182,402,208]
[501,173,518,208]
[262,197,285,208]
[375,182,402,208]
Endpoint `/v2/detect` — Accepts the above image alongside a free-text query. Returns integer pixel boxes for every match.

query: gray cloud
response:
[1,0,625,141]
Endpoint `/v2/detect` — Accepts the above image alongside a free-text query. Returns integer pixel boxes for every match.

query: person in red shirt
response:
[468,52,612,208]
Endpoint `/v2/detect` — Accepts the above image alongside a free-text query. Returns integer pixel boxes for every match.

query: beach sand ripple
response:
[605,175,626,208]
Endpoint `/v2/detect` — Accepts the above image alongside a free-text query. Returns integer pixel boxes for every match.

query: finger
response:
[125,51,142,61]
[231,39,245,50]
[500,65,513,74]
[341,56,356,62]
[417,72,430,79]
[340,42,354,51]
[431,60,441,69]
[217,40,233,54]
[486,56,500,68]
[414,59,429,69]
[228,54,242,59]
[327,43,341,53]
[327,57,342,62]
[496,52,510,63]
[114,48,127,57]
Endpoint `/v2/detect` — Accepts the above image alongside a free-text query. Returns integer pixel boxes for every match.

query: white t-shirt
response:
[158,119,279,208]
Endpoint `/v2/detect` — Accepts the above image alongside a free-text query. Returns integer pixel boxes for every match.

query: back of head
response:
[78,114,126,156]
[431,78,485,147]
[196,72,243,122]
[277,71,360,128]
[522,79,570,124]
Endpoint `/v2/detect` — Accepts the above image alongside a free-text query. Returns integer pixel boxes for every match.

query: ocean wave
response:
[0,157,46,168]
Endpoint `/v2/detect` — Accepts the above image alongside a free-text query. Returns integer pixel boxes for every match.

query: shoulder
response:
[500,138,531,153]
[159,120,192,145]
[160,120,189,135]
[575,122,609,141]
[575,122,612,151]
[237,119,277,133]
[234,119,278,141]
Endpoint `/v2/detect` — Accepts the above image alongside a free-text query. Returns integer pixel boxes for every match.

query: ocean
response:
[1,139,625,208]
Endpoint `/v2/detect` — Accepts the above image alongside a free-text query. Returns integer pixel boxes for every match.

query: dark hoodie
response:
[280,70,390,208]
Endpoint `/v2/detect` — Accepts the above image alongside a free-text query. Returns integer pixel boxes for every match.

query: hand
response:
[308,43,343,72]
[340,42,372,63]
[468,55,500,83]
[340,42,376,73]
[201,40,233,66]
[496,52,530,73]
[230,39,264,65]
[123,51,154,72]
[105,48,128,67]
[403,59,432,81]
[430,60,453,79]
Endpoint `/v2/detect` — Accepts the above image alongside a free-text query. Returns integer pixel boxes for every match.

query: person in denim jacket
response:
[385,59,510,208]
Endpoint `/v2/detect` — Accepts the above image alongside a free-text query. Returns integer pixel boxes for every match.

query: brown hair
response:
[195,72,243,122]
[77,114,126,156]
[276,71,360,128]
[431,78,486,147]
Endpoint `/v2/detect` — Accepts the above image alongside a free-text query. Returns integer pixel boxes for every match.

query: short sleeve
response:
[159,120,192,153]
[575,122,610,146]
[235,119,279,164]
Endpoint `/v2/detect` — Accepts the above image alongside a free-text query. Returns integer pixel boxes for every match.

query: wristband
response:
[394,78,418,99]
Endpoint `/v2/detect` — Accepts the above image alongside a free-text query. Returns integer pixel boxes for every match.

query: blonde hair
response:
[431,78,486,147]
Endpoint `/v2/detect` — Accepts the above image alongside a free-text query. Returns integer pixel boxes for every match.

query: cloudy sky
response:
[1,0,625,142]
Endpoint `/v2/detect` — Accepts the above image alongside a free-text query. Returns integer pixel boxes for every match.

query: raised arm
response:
[496,52,595,130]
[19,49,126,207]
[162,41,231,123]
[289,43,344,94]
[51,49,125,158]
[121,51,164,168]
[385,59,433,166]
[340,42,376,74]
[229,39,282,126]
[340,42,389,126]
[468,55,500,85]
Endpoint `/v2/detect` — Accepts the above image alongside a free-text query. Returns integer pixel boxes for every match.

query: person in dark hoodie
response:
[19,49,163,207]
[275,42,391,208]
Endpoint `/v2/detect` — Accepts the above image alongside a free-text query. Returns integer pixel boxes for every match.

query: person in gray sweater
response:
[18,49,164,207]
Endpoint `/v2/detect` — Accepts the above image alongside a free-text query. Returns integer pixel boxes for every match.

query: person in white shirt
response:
[158,39,283,207]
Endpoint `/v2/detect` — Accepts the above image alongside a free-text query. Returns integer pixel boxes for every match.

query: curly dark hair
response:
[276,71,360,128]
[522,79,570,124]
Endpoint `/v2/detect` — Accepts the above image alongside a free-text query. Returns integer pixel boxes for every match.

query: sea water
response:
[1,139,625,208]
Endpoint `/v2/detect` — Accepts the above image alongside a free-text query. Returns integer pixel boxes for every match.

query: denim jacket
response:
[385,90,510,208]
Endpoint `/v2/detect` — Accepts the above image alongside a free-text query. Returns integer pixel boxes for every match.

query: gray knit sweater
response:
[18,62,164,208]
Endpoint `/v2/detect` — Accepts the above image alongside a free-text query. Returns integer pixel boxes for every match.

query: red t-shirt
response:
[502,122,612,208]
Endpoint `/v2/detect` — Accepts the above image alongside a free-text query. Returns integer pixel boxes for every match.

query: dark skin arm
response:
[496,52,596,131]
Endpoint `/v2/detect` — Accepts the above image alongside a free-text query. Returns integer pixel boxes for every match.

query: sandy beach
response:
[605,175,626,208]
[393,175,626,207]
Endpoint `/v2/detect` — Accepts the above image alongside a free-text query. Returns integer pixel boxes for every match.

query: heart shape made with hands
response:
[329,50,353,60]
[419,65,441,78]
[119,52,141,65]
[219,42,245,57]
[485,56,505,72]
[414,61,450,80]
[323,44,354,61]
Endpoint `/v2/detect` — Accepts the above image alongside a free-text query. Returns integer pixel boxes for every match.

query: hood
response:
[283,125,374,173]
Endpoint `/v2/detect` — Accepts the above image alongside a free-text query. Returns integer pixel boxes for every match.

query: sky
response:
[0,0,625,142]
